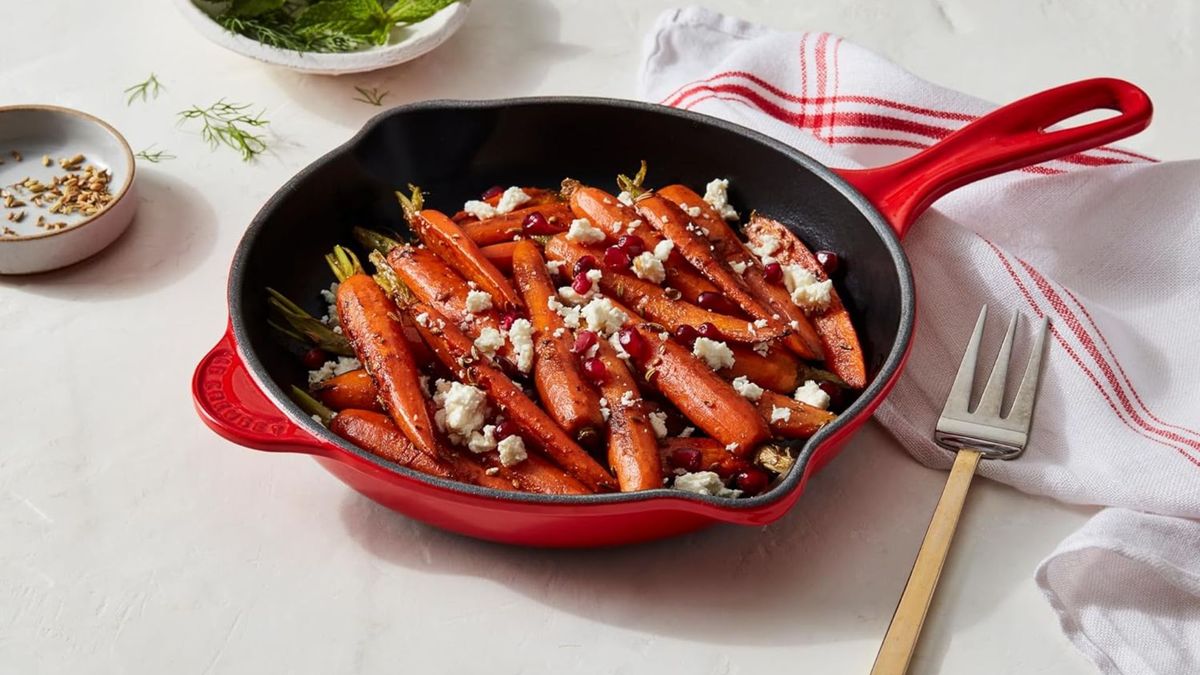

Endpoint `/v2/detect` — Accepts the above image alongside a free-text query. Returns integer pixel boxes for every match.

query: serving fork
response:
[870,306,1049,675]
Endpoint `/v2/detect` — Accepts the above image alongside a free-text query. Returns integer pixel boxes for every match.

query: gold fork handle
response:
[870,449,983,675]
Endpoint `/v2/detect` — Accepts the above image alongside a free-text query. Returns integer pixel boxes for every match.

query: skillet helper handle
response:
[193,328,334,455]
[870,449,982,675]
[837,78,1152,237]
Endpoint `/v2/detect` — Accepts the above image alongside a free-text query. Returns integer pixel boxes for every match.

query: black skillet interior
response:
[230,98,913,503]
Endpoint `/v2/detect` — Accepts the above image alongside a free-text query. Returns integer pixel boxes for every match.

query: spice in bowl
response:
[1,152,115,235]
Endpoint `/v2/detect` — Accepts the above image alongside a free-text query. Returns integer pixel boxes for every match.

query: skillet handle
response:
[834,77,1152,238]
[193,327,335,455]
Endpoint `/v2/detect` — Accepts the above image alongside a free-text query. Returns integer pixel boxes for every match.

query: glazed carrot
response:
[398,188,523,310]
[756,390,837,439]
[627,324,770,456]
[385,244,521,370]
[657,437,735,475]
[594,340,663,492]
[479,450,592,495]
[410,303,617,492]
[724,344,806,394]
[330,409,457,479]
[637,194,784,329]
[462,203,575,246]
[480,241,517,273]
[314,369,382,411]
[544,236,786,343]
[657,184,824,360]
[335,271,443,459]
[511,240,606,447]
[565,182,719,300]
[745,214,866,388]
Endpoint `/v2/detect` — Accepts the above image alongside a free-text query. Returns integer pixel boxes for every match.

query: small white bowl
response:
[0,106,138,275]
[175,0,472,75]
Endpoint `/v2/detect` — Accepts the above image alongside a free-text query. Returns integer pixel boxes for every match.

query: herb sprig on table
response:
[178,100,271,162]
[211,0,458,53]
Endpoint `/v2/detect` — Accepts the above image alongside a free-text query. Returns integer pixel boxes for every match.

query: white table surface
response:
[3,1,1196,673]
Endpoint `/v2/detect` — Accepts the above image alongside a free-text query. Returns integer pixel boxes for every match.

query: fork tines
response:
[935,306,1049,460]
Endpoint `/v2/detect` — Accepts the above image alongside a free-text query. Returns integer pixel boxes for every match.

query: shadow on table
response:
[268,0,589,131]
[0,169,217,301]
[337,422,1091,648]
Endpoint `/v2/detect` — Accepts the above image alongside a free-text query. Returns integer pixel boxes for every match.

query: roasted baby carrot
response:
[756,390,837,438]
[657,185,824,360]
[480,241,517,273]
[330,409,457,479]
[745,214,866,388]
[511,240,606,447]
[657,437,735,476]
[594,340,663,492]
[410,303,617,492]
[314,369,382,412]
[637,194,784,328]
[462,203,575,246]
[725,343,809,394]
[398,187,523,310]
[544,236,786,343]
[628,324,770,456]
[332,259,443,460]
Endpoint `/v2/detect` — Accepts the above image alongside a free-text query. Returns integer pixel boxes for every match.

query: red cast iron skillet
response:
[194,78,1150,548]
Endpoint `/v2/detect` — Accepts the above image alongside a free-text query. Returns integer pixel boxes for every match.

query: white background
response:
[3,1,1197,673]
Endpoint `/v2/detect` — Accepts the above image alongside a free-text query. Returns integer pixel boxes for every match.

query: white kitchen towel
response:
[641,7,1200,674]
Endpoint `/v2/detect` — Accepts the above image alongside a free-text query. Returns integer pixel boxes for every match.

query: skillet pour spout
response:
[194,78,1150,547]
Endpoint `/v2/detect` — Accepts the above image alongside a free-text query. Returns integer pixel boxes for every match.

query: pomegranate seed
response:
[301,347,328,369]
[697,291,738,315]
[481,185,504,200]
[618,327,650,361]
[572,330,598,354]
[617,234,645,256]
[815,250,840,275]
[669,447,702,473]
[696,322,720,339]
[495,419,519,439]
[499,311,519,331]
[603,245,630,269]
[571,272,593,295]
[674,324,700,346]
[818,381,844,410]
[521,211,556,235]
[763,262,783,284]
[734,468,770,496]
[572,255,598,277]
[582,356,608,382]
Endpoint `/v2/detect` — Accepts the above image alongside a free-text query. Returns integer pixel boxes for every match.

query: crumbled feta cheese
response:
[598,397,611,421]
[496,435,528,466]
[658,213,670,224]
[730,260,748,275]
[725,442,738,452]
[581,297,628,336]
[750,234,780,263]
[794,380,832,409]
[770,406,792,423]
[684,205,702,218]
[553,327,566,338]
[566,218,606,244]
[692,337,735,371]
[619,390,638,408]
[546,259,565,276]
[586,268,602,284]
[608,332,631,360]
[752,342,771,357]
[432,380,490,443]
[465,289,494,314]
[652,239,675,261]
[753,318,768,328]
[464,200,498,220]
[631,251,666,284]
[617,191,634,206]
[415,312,430,327]
[680,426,695,438]
[506,318,534,373]
[731,376,764,401]
[557,286,590,305]
[320,282,340,326]
[781,264,833,313]
[494,187,531,214]
[473,327,504,360]
[674,471,742,497]
[547,296,582,328]
[648,411,669,439]
[484,467,500,476]
[307,356,362,386]
[467,425,498,454]
[703,178,739,221]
